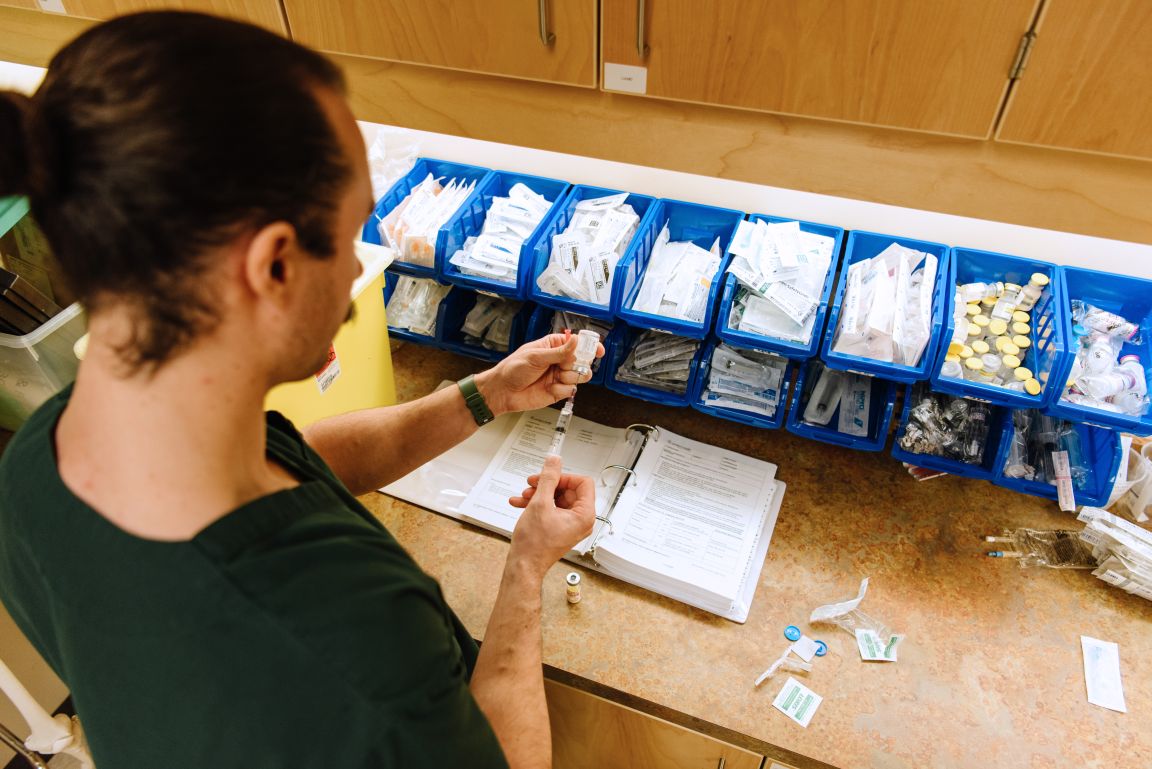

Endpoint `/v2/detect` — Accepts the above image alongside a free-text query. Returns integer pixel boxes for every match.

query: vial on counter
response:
[572,329,600,377]
[565,572,582,604]
[941,358,964,379]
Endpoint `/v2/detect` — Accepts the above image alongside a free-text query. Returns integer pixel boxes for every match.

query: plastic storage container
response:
[991,413,1123,508]
[689,339,794,429]
[929,247,1065,409]
[716,214,845,359]
[785,359,897,451]
[438,290,534,362]
[604,323,705,407]
[820,230,950,383]
[1044,265,1152,435]
[0,303,86,431]
[615,199,744,340]
[383,271,455,347]
[891,384,1010,481]
[265,241,397,425]
[439,170,570,299]
[524,305,613,386]
[362,157,493,279]
[527,185,658,321]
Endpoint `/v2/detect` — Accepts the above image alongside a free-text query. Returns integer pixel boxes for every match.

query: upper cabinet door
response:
[601,0,1039,137]
[283,0,597,87]
[996,0,1152,160]
[59,1,286,33]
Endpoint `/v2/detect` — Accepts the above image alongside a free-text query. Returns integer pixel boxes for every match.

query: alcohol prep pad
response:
[772,677,823,728]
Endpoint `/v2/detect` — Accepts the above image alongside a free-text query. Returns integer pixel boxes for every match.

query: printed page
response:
[459,409,637,549]
[596,428,778,604]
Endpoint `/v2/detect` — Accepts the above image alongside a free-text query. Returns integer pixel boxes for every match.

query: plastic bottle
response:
[1015,273,1050,312]
[941,358,964,379]
[803,365,846,426]
[1081,306,1139,341]
[959,282,1003,303]
[1078,368,1139,400]
[1084,338,1118,375]
[982,353,1004,384]
[961,402,991,464]
[1114,355,1147,395]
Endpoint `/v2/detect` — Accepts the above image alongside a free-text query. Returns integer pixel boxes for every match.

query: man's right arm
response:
[469,455,596,769]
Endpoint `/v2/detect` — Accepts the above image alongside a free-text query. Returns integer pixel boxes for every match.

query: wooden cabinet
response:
[601,0,1039,138]
[54,1,286,33]
[0,1,39,12]
[546,680,762,769]
[283,0,597,87]
[996,0,1152,160]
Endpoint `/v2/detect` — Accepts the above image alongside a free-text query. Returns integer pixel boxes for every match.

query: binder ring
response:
[626,424,660,443]
[600,465,637,487]
[594,515,614,535]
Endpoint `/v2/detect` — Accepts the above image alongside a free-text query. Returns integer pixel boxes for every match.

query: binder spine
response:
[587,424,658,561]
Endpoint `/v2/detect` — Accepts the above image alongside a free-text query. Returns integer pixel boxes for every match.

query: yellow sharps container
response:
[264,241,396,426]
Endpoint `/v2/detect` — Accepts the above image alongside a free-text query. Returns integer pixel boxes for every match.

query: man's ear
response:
[243,221,300,303]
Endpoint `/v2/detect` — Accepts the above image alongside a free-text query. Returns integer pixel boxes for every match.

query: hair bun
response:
[0,91,35,198]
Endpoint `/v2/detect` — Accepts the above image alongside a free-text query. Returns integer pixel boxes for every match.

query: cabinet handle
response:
[538,0,555,45]
[716,758,726,769]
[636,0,649,57]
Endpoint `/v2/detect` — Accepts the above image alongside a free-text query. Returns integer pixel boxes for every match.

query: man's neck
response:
[54,335,297,542]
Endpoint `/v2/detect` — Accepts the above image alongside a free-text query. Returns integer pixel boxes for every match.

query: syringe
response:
[547,329,600,456]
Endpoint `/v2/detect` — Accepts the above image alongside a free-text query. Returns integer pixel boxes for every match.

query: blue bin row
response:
[369,158,1152,436]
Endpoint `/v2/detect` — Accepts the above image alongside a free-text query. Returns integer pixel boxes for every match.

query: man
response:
[0,11,598,768]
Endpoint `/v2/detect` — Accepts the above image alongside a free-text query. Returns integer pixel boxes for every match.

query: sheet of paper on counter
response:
[1081,636,1126,713]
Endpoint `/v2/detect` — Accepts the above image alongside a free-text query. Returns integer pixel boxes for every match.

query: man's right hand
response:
[507,454,596,578]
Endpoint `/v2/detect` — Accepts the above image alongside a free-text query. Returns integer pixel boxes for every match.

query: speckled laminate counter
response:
[362,343,1150,769]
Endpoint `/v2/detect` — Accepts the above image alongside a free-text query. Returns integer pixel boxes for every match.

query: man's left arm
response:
[301,333,601,496]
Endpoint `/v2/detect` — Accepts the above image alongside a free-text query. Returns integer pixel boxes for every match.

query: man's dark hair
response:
[0,11,351,369]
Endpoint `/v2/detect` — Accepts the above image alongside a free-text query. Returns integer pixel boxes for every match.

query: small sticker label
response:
[604,63,648,94]
[37,0,66,13]
[855,629,902,662]
[772,677,823,728]
[790,635,820,663]
[314,345,341,394]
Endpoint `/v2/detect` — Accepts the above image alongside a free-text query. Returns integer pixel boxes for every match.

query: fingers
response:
[533,453,563,501]
[523,333,577,369]
[548,382,579,401]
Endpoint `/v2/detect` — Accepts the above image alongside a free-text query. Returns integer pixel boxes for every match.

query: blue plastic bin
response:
[716,215,845,359]
[615,199,745,340]
[891,384,1010,481]
[785,360,897,451]
[929,247,1065,409]
[1043,266,1152,436]
[383,271,454,347]
[438,290,534,363]
[820,231,950,383]
[689,339,793,429]
[527,185,659,321]
[439,171,570,299]
[524,305,613,386]
[992,412,1123,507]
[604,324,705,407]
[362,158,493,279]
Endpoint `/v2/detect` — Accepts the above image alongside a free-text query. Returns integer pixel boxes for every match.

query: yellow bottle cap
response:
[971,340,990,355]
[965,357,984,371]
[1001,341,1021,356]
[1014,367,1034,381]
[1030,272,1050,287]
[967,323,982,338]
[1012,322,1031,335]
[959,345,974,359]
[966,304,981,317]
[945,354,960,363]
[973,314,990,327]
[948,341,964,356]
[1012,334,1031,349]
[994,336,1010,352]
[1002,354,1022,368]
[1024,379,1042,396]
[988,319,1008,336]
[980,296,997,307]
[1012,310,1030,324]
[1004,283,1022,293]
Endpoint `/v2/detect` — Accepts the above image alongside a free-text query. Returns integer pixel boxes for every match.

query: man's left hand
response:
[475,333,605,416]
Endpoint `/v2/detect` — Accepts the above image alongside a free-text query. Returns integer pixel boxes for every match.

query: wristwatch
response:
[457,374,494,426]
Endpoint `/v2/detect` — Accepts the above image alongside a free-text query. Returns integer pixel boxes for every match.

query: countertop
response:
[363,342,1150,769]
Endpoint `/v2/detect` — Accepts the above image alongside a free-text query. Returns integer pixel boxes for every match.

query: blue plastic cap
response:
[1072,324,1088,337]
[814,640,828,657]
[784,625,802,641]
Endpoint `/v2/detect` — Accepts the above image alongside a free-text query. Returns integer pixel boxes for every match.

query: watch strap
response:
[457,374,494,426]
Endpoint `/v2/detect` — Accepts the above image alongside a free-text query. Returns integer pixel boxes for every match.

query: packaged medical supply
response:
[385,275,453,336]
[1061,300,1149,416]
[378,173,477,267]
[801,364,846,426]
[1077,506,1152,602]
[461,294,523,351]
[1003,410,1091,489]
[615,330,699,394]
[983,529,1097,568]
[448,183,554,283]
[536,193,640,306]
[700,343,789,417]
[726,219,835,344]
[630,222,721,322]
[830,242,937,366]
[897,384,992,465]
